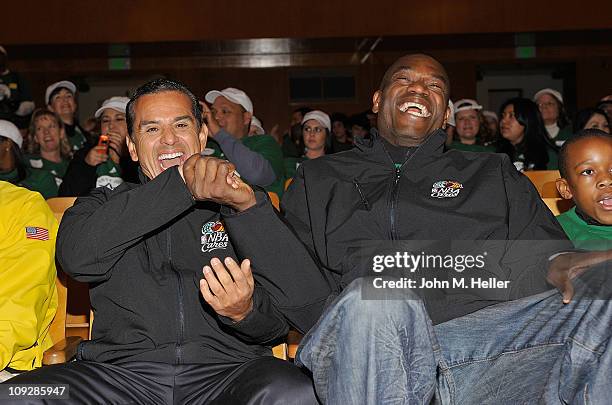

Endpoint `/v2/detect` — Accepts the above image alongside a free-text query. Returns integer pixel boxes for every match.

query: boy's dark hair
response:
[126,78,202,139]
[558,128,612,178]
[293,107,313,117]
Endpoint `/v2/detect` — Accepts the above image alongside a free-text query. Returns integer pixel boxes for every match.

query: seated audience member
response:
[285,110,330,179]
[555,129,612,249]
[276,54,611,404]
[0,46,35,129]
[203,87,285,196]
[248,116,265,136]
[329,113,352,153]
[281,107,311,158]
[0,181,58,382]
[498,97,557,171]
[0,120,27,184]
[46,80,90,152]
[597,95,612,121]
[573,107,610,134]
[22,109,72,198]
[1,79,328,404]
[482,110,499,140]
[448,99,495,152]
[349,112,371,141]
[534,88,572,146]
[59,96,138,196]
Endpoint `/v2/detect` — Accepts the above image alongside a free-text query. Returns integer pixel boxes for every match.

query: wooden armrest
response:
[287,330,303,360]
[42,336,83,365]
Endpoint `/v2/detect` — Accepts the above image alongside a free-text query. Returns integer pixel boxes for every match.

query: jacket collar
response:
[354,129,447,165]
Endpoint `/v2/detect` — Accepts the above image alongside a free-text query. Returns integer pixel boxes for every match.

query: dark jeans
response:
[2,356,319,404]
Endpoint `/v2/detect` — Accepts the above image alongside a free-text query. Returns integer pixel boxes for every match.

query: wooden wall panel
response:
[2,1,611,45]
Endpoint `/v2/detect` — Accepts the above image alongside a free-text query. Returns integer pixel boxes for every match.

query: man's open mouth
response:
[158,152,185,170]
[398,102,431,118]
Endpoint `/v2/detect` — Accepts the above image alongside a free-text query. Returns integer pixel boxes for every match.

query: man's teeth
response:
[158,152,184,161]
[599,197,612,206]
[398,102,431,117]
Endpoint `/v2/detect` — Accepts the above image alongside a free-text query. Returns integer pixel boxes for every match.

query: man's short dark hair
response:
[558,128,612,178]
[126,78,202,138]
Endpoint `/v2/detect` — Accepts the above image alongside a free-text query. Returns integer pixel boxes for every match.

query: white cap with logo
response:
[205,87,253,113]
[94,96,130,118]
[250,116,265,135]
[302,110,331,131]
[0,119,23,148]
[45,80,77,105]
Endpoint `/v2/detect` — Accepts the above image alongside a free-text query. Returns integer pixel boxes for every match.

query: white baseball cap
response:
[302,110,331,131]
[45,80,77,105]
[482,110,498,121]
[453,99,483,113]
[0,119,23,148]
[250,116,265,135]
[94,96,130,118]
[0,46,6,56]
[533,88,563,104]
[205,87,253,113]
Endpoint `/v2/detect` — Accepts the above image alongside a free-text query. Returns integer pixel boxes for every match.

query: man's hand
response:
[547,250,612,304]
[181,154,256,212]
[84,146,108,166]
[200,101,221,137]
[199,257,254,322]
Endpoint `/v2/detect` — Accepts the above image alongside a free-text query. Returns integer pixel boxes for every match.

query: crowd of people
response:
[1,49,611,404]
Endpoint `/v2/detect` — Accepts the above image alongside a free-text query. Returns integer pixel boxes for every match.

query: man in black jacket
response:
[275,54,610,404]
[2,79,328,404]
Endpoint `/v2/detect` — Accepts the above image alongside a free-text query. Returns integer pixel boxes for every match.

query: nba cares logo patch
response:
[201,220,229,253]
[431,180,463,199]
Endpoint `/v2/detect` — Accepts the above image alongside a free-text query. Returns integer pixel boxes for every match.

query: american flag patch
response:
[25,227,49,241]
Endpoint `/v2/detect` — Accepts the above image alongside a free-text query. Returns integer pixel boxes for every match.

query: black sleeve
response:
[221,190,333,334]
[58,146,98,197]
[500,154,573,299]
[57,167,195,283]
[217,287,290,343]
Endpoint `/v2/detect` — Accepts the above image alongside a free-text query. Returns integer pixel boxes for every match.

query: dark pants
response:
[2,357,319,404]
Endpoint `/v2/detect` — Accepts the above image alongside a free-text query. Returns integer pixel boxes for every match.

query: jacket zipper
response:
[168,228,185,364]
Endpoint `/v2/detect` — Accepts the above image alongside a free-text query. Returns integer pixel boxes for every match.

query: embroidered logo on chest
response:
[431,180,463,199]
[201,220,229,253]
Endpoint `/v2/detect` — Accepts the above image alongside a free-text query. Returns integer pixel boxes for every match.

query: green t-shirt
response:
[205,135,286,197]
[95,159,124,190]
[556,207,612,251]
[0,169,20,184]
[448,141,495,153]
[22,155,69,198]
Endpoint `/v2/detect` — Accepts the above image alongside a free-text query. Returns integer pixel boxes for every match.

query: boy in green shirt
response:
[555,129,612,250]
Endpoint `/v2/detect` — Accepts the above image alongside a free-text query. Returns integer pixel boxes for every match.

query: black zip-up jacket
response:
[57,166,331,364]
[280,129,571,324]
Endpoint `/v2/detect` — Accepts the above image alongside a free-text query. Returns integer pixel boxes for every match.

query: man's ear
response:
[372,91,382,114]
[442,102,451,129]
[198,123,209,152]
[126,135,139,162]
[556,178,573,200]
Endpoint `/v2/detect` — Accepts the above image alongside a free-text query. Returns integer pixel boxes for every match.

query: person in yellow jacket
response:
[0,181,57,382]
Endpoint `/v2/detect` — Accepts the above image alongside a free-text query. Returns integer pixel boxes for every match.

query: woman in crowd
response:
[448,99,495,152]
[498,97,557,172]
[533,88,572,146]
[0,119,27,184]
[572,107,610,134]
[59,96,138,196]
[284,110,330,179]
[23,109,72,198]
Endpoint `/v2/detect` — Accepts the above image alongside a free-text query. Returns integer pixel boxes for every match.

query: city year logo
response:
[431,180,463,199]
[201,220,229,253]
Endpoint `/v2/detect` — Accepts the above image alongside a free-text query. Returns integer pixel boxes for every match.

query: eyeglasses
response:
[303,126,325,134]
[537,102,556,109]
